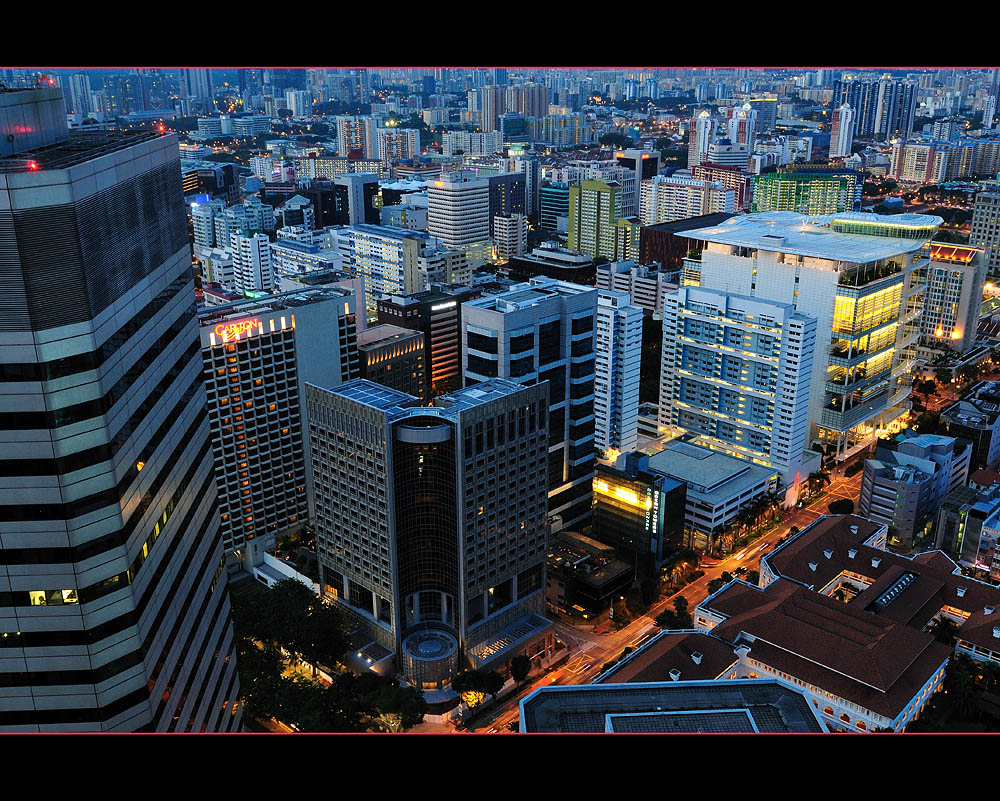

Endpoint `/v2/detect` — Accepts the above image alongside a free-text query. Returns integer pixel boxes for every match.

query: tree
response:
[929,616,961,647]
[707,578,726,595]
[309,121,329,136]
[365,683,428,732]
[482,670,506,701]
[510,655,532,684]
[672,596,692,628]
[746,570,760,585]
[598,132,634,148]
[828,498,855,515]
[808,470,831,495]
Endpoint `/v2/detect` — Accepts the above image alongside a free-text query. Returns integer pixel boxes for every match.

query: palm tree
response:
[808,471,831,496]
[928,616,961,647]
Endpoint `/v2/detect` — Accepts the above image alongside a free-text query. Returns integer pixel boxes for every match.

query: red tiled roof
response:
[969,469,1000,488]
[705,580,951,717]
[602,631,738,685]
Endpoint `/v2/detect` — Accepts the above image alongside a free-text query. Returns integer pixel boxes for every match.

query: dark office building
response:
[357,324,426,400]
[593,452,687,573]
[376,283,484,398]
[488,172,526,237]
[181,161,238,204]
[616,149,661,182]
[506,246,596,285]
[308,379,555,688]
[0,88,240,732]
[640,212,734,270]
[298,176,379,227]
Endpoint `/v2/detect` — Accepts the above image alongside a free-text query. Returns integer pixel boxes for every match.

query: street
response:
[466,465,864,732]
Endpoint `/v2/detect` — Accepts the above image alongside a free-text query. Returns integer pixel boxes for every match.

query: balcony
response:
[838,260,903,289]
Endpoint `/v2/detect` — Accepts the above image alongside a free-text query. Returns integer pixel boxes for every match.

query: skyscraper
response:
[462,278,598,529]
[594,290,642,457]
[659,286,818,492]
[0,87,240,732]
[200,288,360,570]
[677,211,941,463]
[307,379,555,689]
[568,179,622,260]
[427,171,492,268]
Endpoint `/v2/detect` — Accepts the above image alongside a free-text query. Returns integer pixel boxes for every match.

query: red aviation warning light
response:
[26,161,39,171]
[158,123,166,135]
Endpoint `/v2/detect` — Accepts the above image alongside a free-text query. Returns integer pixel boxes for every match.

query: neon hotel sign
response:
[215,317,260,342]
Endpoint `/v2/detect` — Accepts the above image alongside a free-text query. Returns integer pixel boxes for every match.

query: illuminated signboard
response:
[431,301,457,311]
[215,317,260,343]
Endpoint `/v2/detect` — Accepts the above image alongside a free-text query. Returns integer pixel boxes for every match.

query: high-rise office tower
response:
[284,89,310,118]
[462,278,598,528]
[594,291,642,457]
[0,87,239,731]
[727,103,757,151]
[493,213,528,261]
[376,283,485,398]
[487,172,526,237]
[984,96,998,131]
[677,212,941,463]
[659,286,818,491]
[830,104,856,158]
[427,171,492,269]
[307,379,555,689]
[832,80,880,137]
[513,154,541,217]
[200,288,360,568]
[66,71,93,115]
[181,68,214,109]
[971,190,1000,276]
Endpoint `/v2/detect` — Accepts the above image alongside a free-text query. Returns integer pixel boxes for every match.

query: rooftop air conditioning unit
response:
[871,557,881,568]
[669,669,681,681]
[848,548,858,559]
[691,652,703,665]
[824,549,834,559]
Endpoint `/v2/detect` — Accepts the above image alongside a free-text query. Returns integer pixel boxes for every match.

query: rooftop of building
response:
[464,277,596,312]
[970,469,1000,489]
[679,211,941,263]
[595,630,740,685]
[0,127,162,173]
[284,269,355,285]
[519,678,825,733]
[647,440,778,502]
[347,223,434,241]
[760,513,1000,656]
[930,242,983,263]
[198,286,353,325]
[641,212,736,235]
[356,324,422,349]
[699,577,952,718]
